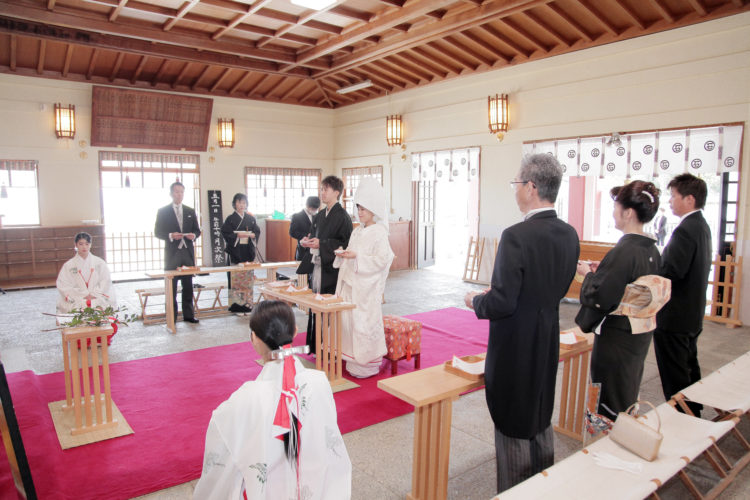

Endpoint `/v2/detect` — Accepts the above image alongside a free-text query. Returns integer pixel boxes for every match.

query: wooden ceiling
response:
[0,0,748,108]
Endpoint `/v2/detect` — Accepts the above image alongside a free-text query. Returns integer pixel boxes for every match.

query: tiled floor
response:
[2,267,749,499]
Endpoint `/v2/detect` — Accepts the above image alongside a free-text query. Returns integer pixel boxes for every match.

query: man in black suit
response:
[289,196,321,261]
[297,177,352,351]
[465,154,579,493]
[154,181,202,324]
[654,174,712,416]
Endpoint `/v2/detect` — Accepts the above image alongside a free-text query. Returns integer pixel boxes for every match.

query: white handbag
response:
[609,401,663,461]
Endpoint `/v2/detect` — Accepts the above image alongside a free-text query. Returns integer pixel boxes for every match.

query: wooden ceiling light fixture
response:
[218,118,235,148]
[54,103,76,139]
[488,94,509,142]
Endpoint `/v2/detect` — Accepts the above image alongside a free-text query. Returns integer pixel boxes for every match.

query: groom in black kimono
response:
[298,176,352,352]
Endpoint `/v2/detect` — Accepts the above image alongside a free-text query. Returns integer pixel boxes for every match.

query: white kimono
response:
[56,253,117,314]
[194,357,351,500]
[334,223,394,377]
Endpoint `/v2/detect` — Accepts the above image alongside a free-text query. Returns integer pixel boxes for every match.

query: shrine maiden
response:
[56,232,116,314]
[194,301,351,500]
[334,177,394,378]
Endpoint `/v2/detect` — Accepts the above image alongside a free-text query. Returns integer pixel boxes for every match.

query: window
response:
[0,160,40,226]
[244,167,321,216]
[342,166,383,216]
[99,152,201,273]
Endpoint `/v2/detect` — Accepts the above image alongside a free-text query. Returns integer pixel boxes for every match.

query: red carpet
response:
[1,308,488,500]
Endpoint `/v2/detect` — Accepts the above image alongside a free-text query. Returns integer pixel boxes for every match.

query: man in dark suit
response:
[289,196,321,261]
[465,154,579,493]
[297,177,352,351]
[154,181,202,324]
[654,173,712,416]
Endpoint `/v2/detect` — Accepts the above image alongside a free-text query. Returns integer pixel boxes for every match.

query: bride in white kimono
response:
[194,300,351,500]
[56,232,117,314]
[334,177,394,378]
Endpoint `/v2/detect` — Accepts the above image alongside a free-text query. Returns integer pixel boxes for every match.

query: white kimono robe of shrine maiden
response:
[56,253,117,314]
[193,357,352,500]
[335,223,394,378]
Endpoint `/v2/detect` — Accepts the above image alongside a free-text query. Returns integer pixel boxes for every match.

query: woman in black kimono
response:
[221,193,261,314]
[575,180,662,421]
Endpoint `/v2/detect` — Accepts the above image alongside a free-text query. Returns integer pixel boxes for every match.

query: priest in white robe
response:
[194,300,351,500]
[56,232,117,314]
[334,177,394,378]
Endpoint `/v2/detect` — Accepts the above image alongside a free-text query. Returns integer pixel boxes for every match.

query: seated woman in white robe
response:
[194,300,351,500]
[334,177,394,378]
[56,232,117,314]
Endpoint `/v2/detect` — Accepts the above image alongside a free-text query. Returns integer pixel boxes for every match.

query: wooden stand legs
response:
[555,348,591,441]
[408,397,456,500]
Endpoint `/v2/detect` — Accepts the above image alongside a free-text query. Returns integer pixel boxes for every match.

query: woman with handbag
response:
[575,181,667,422]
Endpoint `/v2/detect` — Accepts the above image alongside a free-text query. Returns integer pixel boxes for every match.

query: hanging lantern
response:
[218,118,235,148]
[386,115,403,147]
[54,103,76,139]
[488,94,509,141]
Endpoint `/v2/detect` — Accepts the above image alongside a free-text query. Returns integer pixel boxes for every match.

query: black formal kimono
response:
[298,202,352,351]
[154,203,201,321]
[221,211,261,264]
[575,233,661,421]
[473,210,579,439]
[289,209,313,261]
[654,211,712,415]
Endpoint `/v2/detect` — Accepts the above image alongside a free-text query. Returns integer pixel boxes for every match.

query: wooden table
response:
[146,261,298,333]
[260,286,356,387]
[378,339,593,500]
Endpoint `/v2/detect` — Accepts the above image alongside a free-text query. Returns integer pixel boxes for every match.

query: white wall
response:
[333,12,750,322]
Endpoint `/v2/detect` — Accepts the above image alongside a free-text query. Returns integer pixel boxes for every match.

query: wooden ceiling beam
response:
[212,0,273,41]
[458,31,512,63]
[389,53,439,80]
[309,0,551,78]
[228,71,251,94]
[191,65,212,91]
[163,0,200,31]
[294,0,459,66]
[297,83,320,104]
[279,78,306,100]
[348,68,394,93]
[477,24,529,58]
[246,73,271,96]
[411,45,460,75]
[256,4,344,50]
[314,80,334,108]
[329,5,372,22]
[151,59,169,86]
[393,51,448,78]
[572,0,619,36]
[130,55,148,84]
[359,65,407,89]
[109,0,128,22]
[47,0,55,9]
[172,61,191,88]
[370,60,419,85]
[210,67,233,92]
[610,0,646,30]
[542,4,592,42]
[109,51,125,81]
[686,0,708,16]
[498,18,548,53]
[0,2,317,69]
[520,11,570,47]
[376,57,427,83]
[319,81,355,102]
[9,34,17,71]
[62,43,73,76]
[0,16,321,75]
[86,48,99,80]
[36,39,46,75]
[443,36,494,67]
[428,40,477,71]
[647,0,675,23]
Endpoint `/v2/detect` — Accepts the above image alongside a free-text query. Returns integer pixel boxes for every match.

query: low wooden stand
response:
[48,325,133,449]
[555,339,593,441]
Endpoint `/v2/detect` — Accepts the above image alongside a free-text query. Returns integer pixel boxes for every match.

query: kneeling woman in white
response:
[334,177,394,378]
[194,300,351,500]
[56,232,117,314]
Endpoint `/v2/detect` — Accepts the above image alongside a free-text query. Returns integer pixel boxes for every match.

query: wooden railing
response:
[706,254,743,328]
[104,232,202,274]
